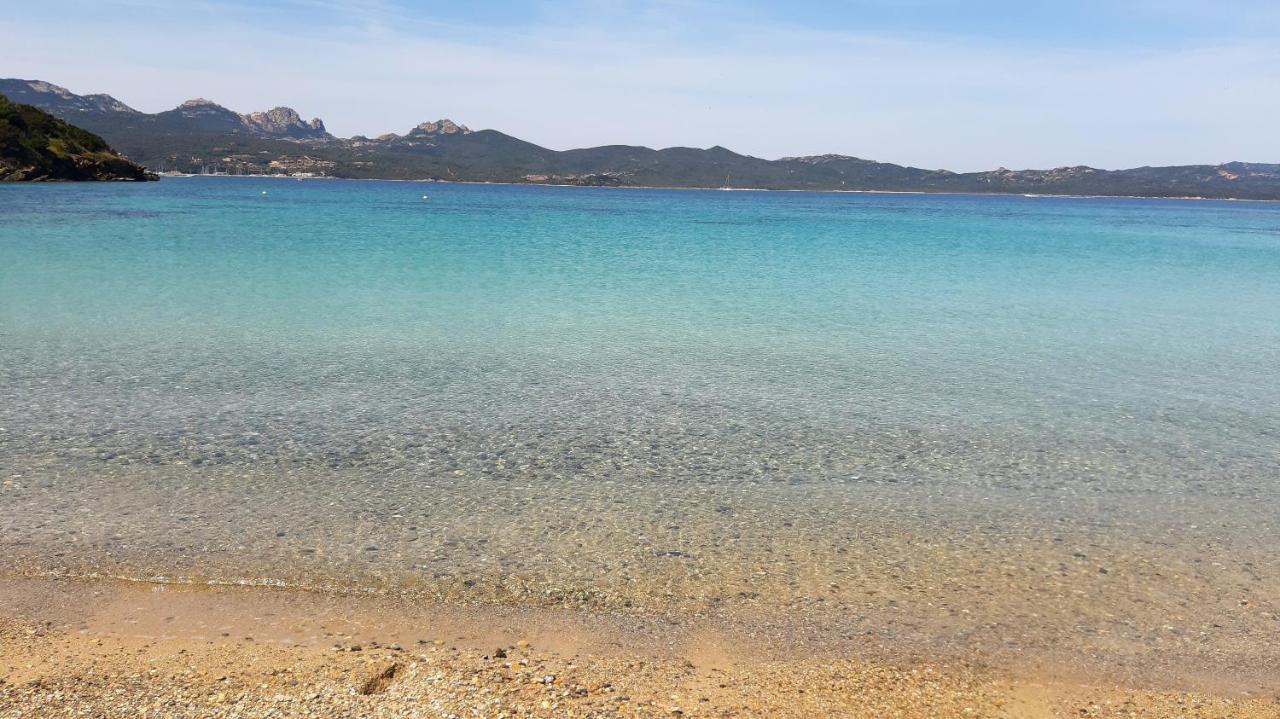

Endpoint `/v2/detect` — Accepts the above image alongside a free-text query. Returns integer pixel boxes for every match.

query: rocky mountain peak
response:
[238,104,330,138]
[412,119,471,136]
[175,98,236,116]
[166,100,332,139]
[24,80,77,98]
[241,106,328,137]
[248,106,303,125]
[0,79,139,114]
[82,93,137,114]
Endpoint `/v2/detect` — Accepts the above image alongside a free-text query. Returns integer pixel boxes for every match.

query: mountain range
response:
[3,78,1279,199]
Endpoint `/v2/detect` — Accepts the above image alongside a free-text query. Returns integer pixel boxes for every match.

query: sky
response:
[2,0,1278,170]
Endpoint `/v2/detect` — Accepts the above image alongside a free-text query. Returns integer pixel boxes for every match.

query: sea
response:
[2,177,1278,683]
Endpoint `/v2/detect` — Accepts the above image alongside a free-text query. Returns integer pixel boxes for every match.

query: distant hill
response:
[3,78,1278,199]
[0,94,156,181]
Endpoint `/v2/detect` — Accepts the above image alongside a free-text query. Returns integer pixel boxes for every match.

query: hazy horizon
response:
[3,0,1278,172]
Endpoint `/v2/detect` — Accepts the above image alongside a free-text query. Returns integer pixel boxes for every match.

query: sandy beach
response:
[1,576,1276,718]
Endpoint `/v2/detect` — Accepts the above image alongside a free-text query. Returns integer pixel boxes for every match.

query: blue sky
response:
[3,1,1277,169]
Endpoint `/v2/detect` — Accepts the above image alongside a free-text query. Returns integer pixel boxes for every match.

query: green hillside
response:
[0,94,155,181]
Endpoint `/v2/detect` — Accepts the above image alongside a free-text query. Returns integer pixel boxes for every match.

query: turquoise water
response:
[2,178,1280,678]
[4,179,1278,485]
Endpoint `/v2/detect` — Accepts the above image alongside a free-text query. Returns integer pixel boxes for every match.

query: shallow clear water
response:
[2,178,1279,679]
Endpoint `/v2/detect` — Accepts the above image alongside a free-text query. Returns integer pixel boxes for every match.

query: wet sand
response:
[5,465,1279,695]
[2,577,1278,718]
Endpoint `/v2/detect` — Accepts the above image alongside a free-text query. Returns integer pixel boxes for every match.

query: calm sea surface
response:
[2,178,1278,681]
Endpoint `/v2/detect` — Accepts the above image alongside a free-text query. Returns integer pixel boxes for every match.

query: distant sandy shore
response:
[2,577,1276,718]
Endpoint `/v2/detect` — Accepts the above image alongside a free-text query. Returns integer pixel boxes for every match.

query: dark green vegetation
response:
[5,78,1278,199]
[0,94,155,182]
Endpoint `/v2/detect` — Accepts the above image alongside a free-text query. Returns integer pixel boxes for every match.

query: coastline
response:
[3,575,1277,718]
[145,173,1280,204]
